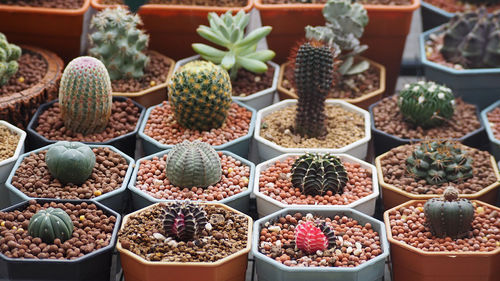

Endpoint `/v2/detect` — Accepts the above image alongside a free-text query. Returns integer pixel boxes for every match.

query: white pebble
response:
[346,246,353,254]
[354,249,362,256]
[355,242,362,250]
[153,233,166,241]
[205,223,213,231]
[305,213,314,221]
[268,225,281,233]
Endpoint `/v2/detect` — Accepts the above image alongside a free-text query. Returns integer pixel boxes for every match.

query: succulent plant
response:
[406,141,474,185]
[45,141,96,185]
[424,186,475,239]
[162,201,208,241]
[59,56,112,135]
[291,153,348,196]
[192,10,275,80]
[123,0,148,13]
[28,207,74,244]
[89,6,149,80]
[0,32,22,86]
[440,8,500,68]
[295,220,336,254]
[166,140,222,188]
[168,60,232,131]
[398,81,455,129]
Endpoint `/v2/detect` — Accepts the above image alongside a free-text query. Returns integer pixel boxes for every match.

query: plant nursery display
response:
[424,0,500,14]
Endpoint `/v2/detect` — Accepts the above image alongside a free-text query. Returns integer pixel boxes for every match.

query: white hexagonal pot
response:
[0,120,26,184]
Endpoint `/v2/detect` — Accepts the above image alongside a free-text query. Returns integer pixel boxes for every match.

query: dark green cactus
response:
[28,207,74,243]
[291,153,348,196]
[0,32,22,86]
[45,141,96,185]
[123,0,148,13]
[162,201,208,241]
[424,186,474,239]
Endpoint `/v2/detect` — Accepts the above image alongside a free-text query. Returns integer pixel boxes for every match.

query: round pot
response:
[481,99,500,161]
[0,121,26,184]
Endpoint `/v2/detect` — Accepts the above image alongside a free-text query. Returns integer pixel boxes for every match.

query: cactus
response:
[291,153,348,196]
[89,6,149,80]
[59,56,112,135]
[45,141,96,185]
[165,140,222,188]
[0,32,22,86]
[295,220,336,254]
[424,186,474,239]
[123,0,148,13]
[398,81,455,129]
[28,207,74,244]
[168,60,232,131]
[440,8,500,68]
[162,201,208,241]
[406,141,474,185]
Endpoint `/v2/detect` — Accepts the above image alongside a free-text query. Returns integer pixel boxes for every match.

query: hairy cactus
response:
[168,60,232,131]
[406,141,473,185]
[0,33,22,86]
[295,220,336,254]
[440,8,500,68]
[424,186,474,239]
[162,201,208,241]
[45,141,96,185]
[89,6,149,80]
[165,140,222,188]
[291,153,348,196]
[398,81,455,129]
[28,207,74,244]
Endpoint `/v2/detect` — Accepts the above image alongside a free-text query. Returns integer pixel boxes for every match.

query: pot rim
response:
[0,0,90,14]
[254,0,420,11]
[91,0,252,12]
[480,99,500,146]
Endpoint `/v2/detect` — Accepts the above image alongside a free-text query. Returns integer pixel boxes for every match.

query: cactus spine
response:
[0,33,22,86]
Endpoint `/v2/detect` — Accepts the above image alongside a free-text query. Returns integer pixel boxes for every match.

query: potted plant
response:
[252,206,389,281]
[375,140,500,209]
[481,99,500,161]
[117,201,253,281]
[0,198,120,281]
[0,120,26,184]
[384,187,500,281]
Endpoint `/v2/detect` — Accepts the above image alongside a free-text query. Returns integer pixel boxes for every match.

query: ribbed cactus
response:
[89,7,149,80]
[45,141,96,185]
[28,207,74,244]
[168,60,232,131]
[0,33,22,86]
[162,201,208,241]
[59,56,112,135]
[398,81,455,129]
[424,186,474,239]
[166,140,222,188]
[291,153,348,196]
[295,221,336,254]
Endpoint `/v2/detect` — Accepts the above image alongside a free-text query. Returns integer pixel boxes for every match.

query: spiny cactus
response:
[59,56,112,135]
[166,140,222,188]
[0,33,22,86]
[440,8,500,68]
[291,153,348,196]
[398,81,455,129]
[406,141,473,185]
[295,220,336,254]
[45,141,96,185]
[168,60,232,131]
[89,6,149,80]
[28,207,74,244]
[424,186,474,239]
[162,201,208,242]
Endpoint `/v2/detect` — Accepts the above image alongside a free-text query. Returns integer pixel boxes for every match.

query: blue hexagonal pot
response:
[420,2,453,31]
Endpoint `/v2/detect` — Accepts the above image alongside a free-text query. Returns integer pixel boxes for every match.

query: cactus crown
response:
[295,219,336,254]
[291,153,349,196]
[28,207,74,244]
[406,141,473,185]
[162,201,208,242]
[89,6,150,80]
[398,81,455,129]
[165,140,222,189]
[440,8,500,68]
[0,32,22,86]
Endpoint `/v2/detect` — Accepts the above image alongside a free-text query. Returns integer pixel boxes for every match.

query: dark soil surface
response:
[0,51,47,95]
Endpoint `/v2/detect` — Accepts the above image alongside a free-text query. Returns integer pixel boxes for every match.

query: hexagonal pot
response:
[254,153,379,218]
[5,143,134,213]
[117,202,253,281]
[254,99,371,162]
[252,207,389,281]
[384,200,500,281]
[420,1,453,31]
[481,99,500,161]
[128,149,255,214]
[0,121,26,184]
[0,198,121,281]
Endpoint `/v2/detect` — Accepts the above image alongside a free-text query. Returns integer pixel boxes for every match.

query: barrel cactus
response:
[45,141,96,185]
[28,207,74,244]
[295,220,336,254]
[0,32,22,86]
[165,140,222,188]
[291,153,348,196]
[424,186,474,239]
[162,201,208,241]
[168,60,232,131]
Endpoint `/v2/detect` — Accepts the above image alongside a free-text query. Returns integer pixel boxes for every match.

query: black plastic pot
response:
[26,96,145,157]
[0,199,121,281]
[420,1,453,31]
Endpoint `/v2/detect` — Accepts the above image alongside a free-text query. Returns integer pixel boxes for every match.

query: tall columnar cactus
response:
[59,56,112,135]
[398,81,455,129]
[162,201,208,241]
[45,141,96,185]
[89,6,149,80]
[424,187,475,239]
[165,140,222,188]
[28,208,74,243]
[168,60,232,131]
[440,8,500,68]
[0,33,22,86]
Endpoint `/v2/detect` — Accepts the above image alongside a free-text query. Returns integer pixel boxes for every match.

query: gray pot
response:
[481,99,500,161]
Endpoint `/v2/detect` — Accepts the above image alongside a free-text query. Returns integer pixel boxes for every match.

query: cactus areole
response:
[45,141,96,185]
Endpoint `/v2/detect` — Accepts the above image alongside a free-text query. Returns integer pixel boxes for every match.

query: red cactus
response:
[294,221,329,254]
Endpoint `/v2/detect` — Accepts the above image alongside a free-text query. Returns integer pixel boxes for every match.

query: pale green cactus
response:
[0,32,21,86]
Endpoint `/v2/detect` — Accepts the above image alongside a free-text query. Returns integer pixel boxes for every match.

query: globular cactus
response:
[406,141,473,185]
[0,32,22,86]
[162,201,208,241]
[168,60,232,131]
[89,6,149,80]
[398,81,455,129]
[424,186,475,239]
[165,140,222,188]
[45,141,96,185]
[295,220,336,254]
[291,153,348,196]
[28,207,74,244]
[59,56,112,135]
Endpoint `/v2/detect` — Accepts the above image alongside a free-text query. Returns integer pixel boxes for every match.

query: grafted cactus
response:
[295,220,336,254]
[162,201,208,241]
[0,33,21,86]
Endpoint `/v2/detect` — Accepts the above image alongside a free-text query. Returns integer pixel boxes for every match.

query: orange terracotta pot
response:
[0,0,90,62]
